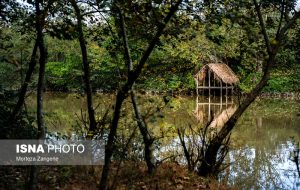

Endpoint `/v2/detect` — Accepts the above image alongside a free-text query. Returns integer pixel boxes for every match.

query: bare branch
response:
[117,6,133,72]
[100,1,183,188]
[278,10,300,39]
[276,0,285,39]
[253,0,272,55]
[129,0,183,82]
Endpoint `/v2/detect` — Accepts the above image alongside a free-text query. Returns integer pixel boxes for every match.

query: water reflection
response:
[26,93,300,189]
[224,100,300,190]
[193,96,237,128]
[192,96,300,189]
[224,140,300,189]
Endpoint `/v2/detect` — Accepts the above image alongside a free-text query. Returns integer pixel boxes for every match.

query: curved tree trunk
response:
[197,0,300,177]
[28,1,48,189]
[36,5,47,140]
[130,90,156,173]
[117,7,156,174]
[197,55,274,176]
[11,40,38,120]
[99,1,182,189]
[71,0,97,132]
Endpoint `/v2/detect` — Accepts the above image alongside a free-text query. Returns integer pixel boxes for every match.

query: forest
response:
[1,0,300,190]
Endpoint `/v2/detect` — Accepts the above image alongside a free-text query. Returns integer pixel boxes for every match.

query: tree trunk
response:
[99,91,126,190]
[177,128,193,171]
[197,57,273,176]
[130,91,156,173]
[36,13,47,140]
[197,0,300,176]
[11,40,38,119]
[28,1,48,189]
[71,0,97,132]
[117,7,156,174]
[99,1,182,189]
[28,166,37,190]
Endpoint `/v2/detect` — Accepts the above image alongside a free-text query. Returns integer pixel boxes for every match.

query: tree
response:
[99,1,183,189]
[28,1,54,189]
[70,0,97,132]
[197,0,300,177]
[9,0,40,119]
[117,5,156,173]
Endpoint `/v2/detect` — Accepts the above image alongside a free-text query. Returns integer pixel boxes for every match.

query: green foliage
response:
[168,75,181,90]
[139,77,167,91]
[238,71,262,93]
[0,0,300,94]
[263,66,300,93]
[88,42,123,91]
[0,63,20,90]
[0,25,34,90]
[46,56,82,91]
[264,76,293,93]
[0,91,36,139]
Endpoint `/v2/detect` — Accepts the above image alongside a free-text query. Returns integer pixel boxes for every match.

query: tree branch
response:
[129,0,183,82]
[276,0,285,39]
[99,1,182,189]
[117,7,133,72]
[278,10,300,39]
[253,0,272,55]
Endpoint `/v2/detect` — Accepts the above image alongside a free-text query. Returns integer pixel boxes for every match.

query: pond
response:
[26,93,300,189]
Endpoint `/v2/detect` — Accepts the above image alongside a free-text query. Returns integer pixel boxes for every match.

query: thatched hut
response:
[194,63,239,96]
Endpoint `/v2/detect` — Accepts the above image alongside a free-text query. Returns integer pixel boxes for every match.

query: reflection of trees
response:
[224,115,300,190]
[33,94,300,189]
[204,97,300,189]
[162,96,235,175]
[290,140,300,179]
[164,96,300,188]
[225,143,300,189]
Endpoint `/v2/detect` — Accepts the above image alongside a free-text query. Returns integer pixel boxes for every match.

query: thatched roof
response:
[195,63,239,85]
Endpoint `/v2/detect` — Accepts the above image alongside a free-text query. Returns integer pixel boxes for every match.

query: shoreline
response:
[3,88,300,99]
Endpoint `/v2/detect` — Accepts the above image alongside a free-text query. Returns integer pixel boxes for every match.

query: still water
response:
[27,93,300,189]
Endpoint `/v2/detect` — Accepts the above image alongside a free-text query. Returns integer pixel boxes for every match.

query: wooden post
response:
[203,72,205,96]
[220,90,222,111]
[196,96,199,116]
[226,83,228,96]
[213,73,216,97]
[213,73,215,87]
[231,85,234,104]
[196,77,199,96]
[208,95,211,121]
[220,81,222,97]
[208,69,211,97]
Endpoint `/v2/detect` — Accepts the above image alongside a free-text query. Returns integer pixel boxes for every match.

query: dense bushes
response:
[1,14,300,94]
[0,90,36,139]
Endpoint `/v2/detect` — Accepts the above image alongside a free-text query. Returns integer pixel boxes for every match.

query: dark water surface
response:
[27,93,300,189]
